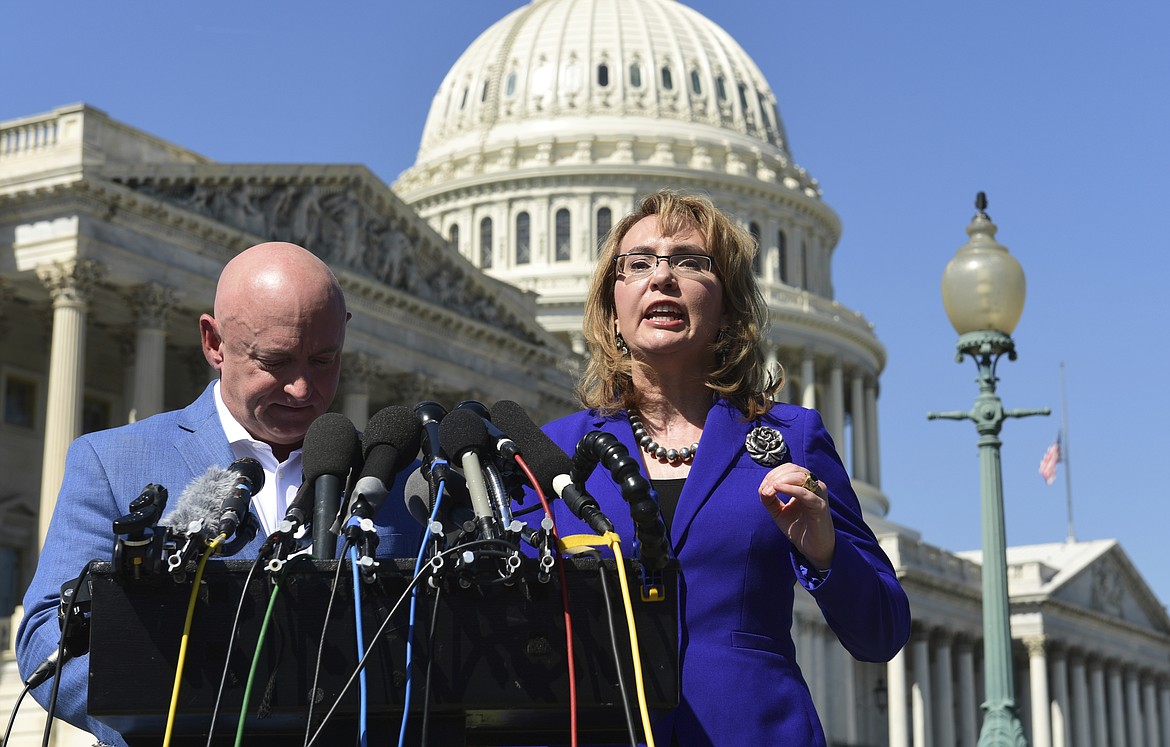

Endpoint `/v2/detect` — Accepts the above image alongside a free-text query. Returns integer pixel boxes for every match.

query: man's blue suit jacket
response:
[16,382,421,747]
[539,399,911,746]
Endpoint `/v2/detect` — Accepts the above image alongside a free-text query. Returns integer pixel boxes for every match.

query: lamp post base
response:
[978,699,1028,747]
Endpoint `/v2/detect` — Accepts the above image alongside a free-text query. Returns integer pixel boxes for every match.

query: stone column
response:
[827,359,845,445]
[340,352,377,430]
[1127,667,1145,747]
[1107,662,1126,747]
[956,638,978,747]
[1158,678,1170,747]
[933,632,956,747]
[1141,675,1159,747]
[865,377,881,488]
[1089,659,1108,747]
[1070,654,1090,747]
[850,372,868,482]
[888,645,910,747]
[1050,647,1070,747]
[35,259,103,547]
[1026,636,1052,747]
[127,283,174,422]
[810,622,828,718]
[911,629,933,747]
[800,351,816,410]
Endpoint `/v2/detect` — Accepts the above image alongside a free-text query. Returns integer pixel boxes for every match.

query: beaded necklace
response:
[627,410,698,464]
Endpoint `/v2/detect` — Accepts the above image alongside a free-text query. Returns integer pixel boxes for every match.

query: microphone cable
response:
[205,552,266,747]
[164,533,226,747]
[419,582,443,747]
[558,532,656,747]
[235,551,315,747]
[38,560,96,747]
[303,540,354,747]
[305,538,509,747]
[590,549,638,747]
[347,544,369,747]
[397,477,447,747]
[3,679,32,747]
[512,452,580,747]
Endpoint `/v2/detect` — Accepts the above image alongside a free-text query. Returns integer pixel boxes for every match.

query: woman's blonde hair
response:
[577,190,782,419]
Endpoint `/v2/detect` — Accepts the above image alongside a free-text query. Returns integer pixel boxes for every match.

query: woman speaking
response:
[540,190,911,746]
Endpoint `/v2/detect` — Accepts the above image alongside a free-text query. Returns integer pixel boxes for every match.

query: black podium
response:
[86,557,678,745]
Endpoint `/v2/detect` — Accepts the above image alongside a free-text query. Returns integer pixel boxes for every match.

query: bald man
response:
[16,243,418,747]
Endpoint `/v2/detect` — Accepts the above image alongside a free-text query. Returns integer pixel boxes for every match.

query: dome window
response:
[690,70,702,95]
[595,207,612,257]
[629,63,642,88]
[750,222,762,275]
[777,230,788,284]
[448,224,460,253]
[597,63,610,87]
[505,72,517,97]
[738,83,750,113]
[715,75,727,101]
[460,86,469,109]
[516,212,531,265]
[555,209,571,261]
[481,80,490,102]
[661,66,673,90]
[480,217,493,269]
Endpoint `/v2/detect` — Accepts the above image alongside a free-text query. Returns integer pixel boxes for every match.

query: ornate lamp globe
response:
[941,193,1026,356]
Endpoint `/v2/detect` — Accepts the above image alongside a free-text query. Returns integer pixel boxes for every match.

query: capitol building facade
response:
[1,1,1168,745]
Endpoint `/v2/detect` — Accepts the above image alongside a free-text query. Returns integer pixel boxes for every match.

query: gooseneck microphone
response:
[349,405,422,522]
[489,399,615,535]
[438,408,500,539]
[294,412,361,557]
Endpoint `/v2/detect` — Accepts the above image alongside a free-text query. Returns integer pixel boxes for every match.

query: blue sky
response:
[4,2,1168,609]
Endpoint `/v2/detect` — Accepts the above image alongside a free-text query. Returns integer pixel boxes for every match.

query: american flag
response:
[1039,435,1061,485]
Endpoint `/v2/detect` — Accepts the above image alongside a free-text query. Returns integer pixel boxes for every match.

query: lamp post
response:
[928,193,1049,747]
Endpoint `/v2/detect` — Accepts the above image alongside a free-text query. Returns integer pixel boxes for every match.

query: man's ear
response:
[199,314,224,370]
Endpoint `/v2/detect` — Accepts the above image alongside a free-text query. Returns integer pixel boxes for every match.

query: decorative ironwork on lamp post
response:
[928,193,1049,747]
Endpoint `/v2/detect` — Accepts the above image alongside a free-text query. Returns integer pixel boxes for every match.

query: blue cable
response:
[397,469,446,747]
[348,542,368,747]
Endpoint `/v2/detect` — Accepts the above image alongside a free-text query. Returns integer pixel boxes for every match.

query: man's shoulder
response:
[79,385,217,449]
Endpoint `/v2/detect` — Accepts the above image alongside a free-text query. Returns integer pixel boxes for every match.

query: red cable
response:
[514,454,578,747]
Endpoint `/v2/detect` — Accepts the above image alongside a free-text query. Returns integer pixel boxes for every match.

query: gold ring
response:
[802,472,819,492]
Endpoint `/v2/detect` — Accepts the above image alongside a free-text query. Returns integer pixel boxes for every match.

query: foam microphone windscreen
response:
[159,466,237,531]
[437,408,490,462]
[302,412,361,481]
[489,399,571,496]
[361,405,422,479]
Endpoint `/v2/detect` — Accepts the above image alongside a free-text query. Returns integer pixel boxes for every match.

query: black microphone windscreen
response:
[437,408,490,461]
[490,400,571,495]
[159,466,236,530]
[361,405,422,476]
[302,412,360,481]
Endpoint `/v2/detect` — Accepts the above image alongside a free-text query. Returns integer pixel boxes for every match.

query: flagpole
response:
[1060,362,1075,542]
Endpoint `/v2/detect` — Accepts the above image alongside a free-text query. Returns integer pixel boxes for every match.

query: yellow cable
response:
[568,533,654,747]
[163,533,225,747]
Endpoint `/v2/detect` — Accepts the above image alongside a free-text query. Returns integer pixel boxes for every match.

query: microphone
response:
[489,400,615,535]
[24,574,92,689]
[291,413,360,556]
[403,466,476,543]
[349,405,421,522]
[414,401,449,480]
[438,408,500,539]
[216,457,264,539]
[455,400,520,459]
[160,465,249,537]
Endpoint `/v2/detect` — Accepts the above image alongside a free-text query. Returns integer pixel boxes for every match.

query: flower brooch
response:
[745,425,789,467]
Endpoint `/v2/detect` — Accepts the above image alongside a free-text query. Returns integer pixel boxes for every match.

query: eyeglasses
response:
[614,253,715,279]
